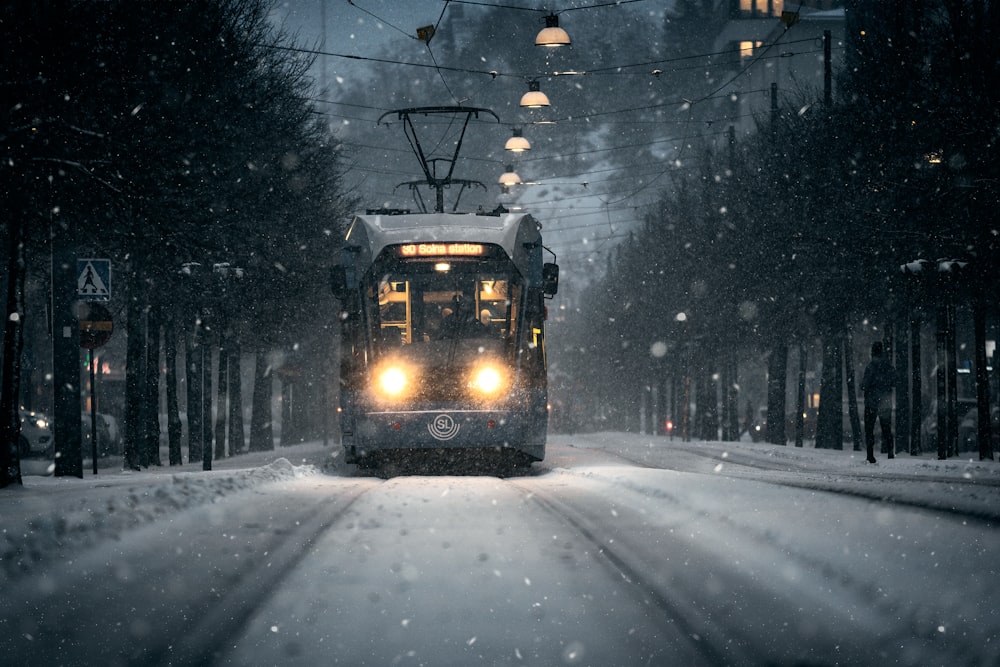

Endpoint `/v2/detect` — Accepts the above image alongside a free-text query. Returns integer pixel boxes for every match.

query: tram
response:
[331,209,559,465]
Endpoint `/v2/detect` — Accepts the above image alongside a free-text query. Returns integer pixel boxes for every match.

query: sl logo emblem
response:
[428,414,460,440]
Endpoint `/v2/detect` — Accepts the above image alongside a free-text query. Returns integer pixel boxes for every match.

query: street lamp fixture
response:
[520,80,550,108]
[505,128,531,152]
[498,165,522,186]
[535,14,570,47]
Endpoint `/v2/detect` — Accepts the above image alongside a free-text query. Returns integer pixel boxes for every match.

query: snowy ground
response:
[5,434,998,583]
[3,443,336,582]
[3,434,999,666]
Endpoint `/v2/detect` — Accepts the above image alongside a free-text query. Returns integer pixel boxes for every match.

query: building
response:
[711,1,846,139]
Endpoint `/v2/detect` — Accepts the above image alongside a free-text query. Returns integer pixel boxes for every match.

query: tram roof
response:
[346,211,542,265]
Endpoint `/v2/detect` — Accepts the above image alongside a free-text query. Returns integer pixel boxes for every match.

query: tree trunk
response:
[945,303,958,458]
[280,378,293,446]
[123,272,145,470]
[909,313,922,455]
[794,341,806,448]
[0,219,26,488]
[698,349,719,441]
[723,350,739,441]
[894,314,911,455]
[185,333,203,464]
[164,316,183,465]
[765,341,788,445]
[143,311,162,466]
[973,298,994,460]
[228,342,245,455]
[214,342,228,459]
[844,331,862,452]
[815,331,844,449]
[249,351,273,451]
[202,344,213,466]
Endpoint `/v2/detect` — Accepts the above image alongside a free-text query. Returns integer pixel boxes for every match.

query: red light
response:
[392,422,402,430]
[665,420,674,432]
[487,419,496,429]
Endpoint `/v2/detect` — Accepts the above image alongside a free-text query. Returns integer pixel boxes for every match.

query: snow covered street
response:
[2,435,999,666]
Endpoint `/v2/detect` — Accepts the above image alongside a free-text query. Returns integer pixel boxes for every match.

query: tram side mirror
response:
[542,262,559,297]
[331,265,348,300]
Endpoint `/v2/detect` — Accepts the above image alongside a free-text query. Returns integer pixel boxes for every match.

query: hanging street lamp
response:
[498,165,522,186]
[520,80,550,108]
[535,14,570,47]
[505,128,531,152]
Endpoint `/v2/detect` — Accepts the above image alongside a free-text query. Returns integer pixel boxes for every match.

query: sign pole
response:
[79,298,114,475]
[90,353,98,474]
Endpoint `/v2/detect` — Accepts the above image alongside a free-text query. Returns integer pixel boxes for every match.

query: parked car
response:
[785,407,818,440]
[81,411,117,457]
[921,398,977,453]
[748,407,767,442]
[956,404,1000,453]
[19,408,54,458]
[98,413,123,454]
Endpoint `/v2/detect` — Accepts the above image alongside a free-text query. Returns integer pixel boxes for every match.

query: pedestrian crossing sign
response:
[77,258,111,301]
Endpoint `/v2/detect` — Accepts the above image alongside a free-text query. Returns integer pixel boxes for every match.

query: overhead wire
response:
[344,0,419,41]
[323,1,825,259]
[443,0,646,12]
[271,39,835,88]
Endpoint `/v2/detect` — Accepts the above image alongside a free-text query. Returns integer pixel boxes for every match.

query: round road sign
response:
[77,302,114,349]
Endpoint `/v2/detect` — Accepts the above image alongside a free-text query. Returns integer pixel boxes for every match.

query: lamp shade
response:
[505,129,531,152]
[498,165,522,186]
[535,14,570,47]
[520,80,550,108]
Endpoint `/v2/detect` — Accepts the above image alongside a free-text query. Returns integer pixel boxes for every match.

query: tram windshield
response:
[365,254,523,358]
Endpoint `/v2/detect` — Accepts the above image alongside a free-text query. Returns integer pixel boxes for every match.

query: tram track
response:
[507,478,732,666]
[159,479,382,667]
[513,465,970,666]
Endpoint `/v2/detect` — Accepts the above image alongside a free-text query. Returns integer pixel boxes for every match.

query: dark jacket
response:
[861,355,894,405]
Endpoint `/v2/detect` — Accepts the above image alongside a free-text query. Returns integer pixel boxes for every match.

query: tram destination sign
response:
[399,242,486,258]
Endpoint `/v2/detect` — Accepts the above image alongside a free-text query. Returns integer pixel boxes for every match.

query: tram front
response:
[339,237,550,464]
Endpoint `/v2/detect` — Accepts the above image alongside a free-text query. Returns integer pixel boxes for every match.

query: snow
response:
[5,435,997,583]
[2,444,332,583]
[3,435,998,665]
[568,432,1000,519]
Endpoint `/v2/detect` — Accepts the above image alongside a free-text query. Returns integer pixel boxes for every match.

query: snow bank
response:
[0,449,320,583]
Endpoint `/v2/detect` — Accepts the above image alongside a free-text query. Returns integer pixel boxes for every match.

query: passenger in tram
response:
[440,295,491,338]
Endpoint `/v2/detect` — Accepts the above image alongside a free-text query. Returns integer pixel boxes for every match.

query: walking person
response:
[861,341,895,463]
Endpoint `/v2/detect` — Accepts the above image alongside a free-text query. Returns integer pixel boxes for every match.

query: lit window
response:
[740,0,783,17]
[739,40,762,64]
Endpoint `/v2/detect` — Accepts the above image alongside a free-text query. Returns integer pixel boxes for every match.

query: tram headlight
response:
[469,363,508,397]
[373,363,413,399]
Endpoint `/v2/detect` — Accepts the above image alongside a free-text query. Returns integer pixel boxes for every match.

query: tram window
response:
[367,261,524,346]
[378,279,411,343]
